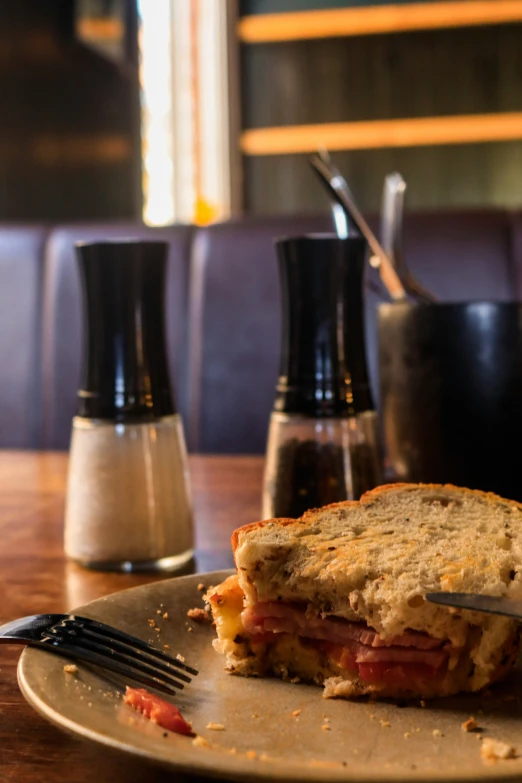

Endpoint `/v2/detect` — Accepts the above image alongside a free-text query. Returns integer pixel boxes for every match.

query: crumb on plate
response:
[176,653,185,662]
[187,607,211,623]
[197,583,206,592]
[322,724,330,731]
[291,710,301,717]
[404,732,411,739]
[481,738,517,762]
[63,664,78,674]
[206,722,225,731]
[462,716,479,732]
[433,729,443,738]
[380,720,390,728]
[192,735,211,748]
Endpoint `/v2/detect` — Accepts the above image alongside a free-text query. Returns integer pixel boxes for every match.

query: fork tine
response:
[70,616,198,676]
[41,639,183,695]
[47,634,189,690]
[55,626,192,685]
[82,629,192,683]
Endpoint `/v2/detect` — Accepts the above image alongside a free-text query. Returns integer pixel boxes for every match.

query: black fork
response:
[0,614,198,695]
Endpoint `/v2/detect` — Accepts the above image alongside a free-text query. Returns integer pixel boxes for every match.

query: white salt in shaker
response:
[64,240,194,572]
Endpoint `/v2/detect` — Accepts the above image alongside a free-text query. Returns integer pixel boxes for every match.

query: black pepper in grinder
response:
[262,234,383,519]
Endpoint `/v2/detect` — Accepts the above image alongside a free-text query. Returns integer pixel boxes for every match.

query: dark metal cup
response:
[378,301,522,501]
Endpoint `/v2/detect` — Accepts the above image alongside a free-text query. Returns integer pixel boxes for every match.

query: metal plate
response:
[17,570,522,782]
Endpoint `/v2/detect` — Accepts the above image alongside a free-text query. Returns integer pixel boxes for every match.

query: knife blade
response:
[426,592,522,620]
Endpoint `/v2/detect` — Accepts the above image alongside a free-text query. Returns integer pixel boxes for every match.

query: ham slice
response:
[241,601,450,685]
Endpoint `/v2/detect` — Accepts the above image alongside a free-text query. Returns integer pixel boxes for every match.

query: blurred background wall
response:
[2,0,522,223]
[0,0,141,221]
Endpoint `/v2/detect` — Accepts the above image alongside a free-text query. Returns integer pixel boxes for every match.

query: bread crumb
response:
[433,729,443,738]
[206,722,225,731]
[252,713,258,718]
[156,609,161,615]
[246,750,257,759]
[369,713,376,720]
[462,716,479,732]
[404,732,411,739]
[420,700,426,708]
[187,626,193,632]
[163,644,170,649]
[187,607,210,623]
[480,738,517,762]
[192,735,211,748]
[197,583,205,591]
[88,702,92,707]
[415,727,421,733]
[163,612,169,619]
[176,653,185,662]
[291,710,301,717]
[322,724,330,731]
[63,664,78,674]
[380,720,390,728]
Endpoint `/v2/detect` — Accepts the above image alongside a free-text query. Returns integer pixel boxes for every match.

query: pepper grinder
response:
[64,240,194,571]
[262,235,383,519]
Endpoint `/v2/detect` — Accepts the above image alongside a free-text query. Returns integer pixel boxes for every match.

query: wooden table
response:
[0,452,264,783]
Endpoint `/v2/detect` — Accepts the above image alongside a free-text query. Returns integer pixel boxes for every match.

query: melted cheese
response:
[207,574,244,641]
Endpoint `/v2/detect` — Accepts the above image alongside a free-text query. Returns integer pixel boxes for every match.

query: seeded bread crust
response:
[231,483,522,552]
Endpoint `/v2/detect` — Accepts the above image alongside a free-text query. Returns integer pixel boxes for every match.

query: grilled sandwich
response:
[207,484,522,699]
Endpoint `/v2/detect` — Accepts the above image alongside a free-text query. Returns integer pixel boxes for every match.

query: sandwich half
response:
[207,483,522,700]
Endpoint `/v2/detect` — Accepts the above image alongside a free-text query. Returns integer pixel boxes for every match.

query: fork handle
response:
[0,615,68,643]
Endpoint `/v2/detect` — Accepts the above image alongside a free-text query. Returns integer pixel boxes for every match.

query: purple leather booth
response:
[0,209,520,452]
[186,210,522,454]
[0,226,48,448]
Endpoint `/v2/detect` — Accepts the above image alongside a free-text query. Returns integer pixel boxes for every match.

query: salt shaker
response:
[64,240,194,571]
[262,235,383,519]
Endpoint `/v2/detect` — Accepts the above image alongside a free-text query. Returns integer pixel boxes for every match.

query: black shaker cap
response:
[76,240,176,421]
[274,234,374,417]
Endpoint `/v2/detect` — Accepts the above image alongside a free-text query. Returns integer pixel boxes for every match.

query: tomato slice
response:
[123,686,194,736]
[321,643,440,684]
[358,662,438,684]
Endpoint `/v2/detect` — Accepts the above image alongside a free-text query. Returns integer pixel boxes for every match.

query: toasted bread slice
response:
[208,483,522,699]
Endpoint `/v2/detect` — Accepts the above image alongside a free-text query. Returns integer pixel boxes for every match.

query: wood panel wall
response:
[240,15,522,213]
